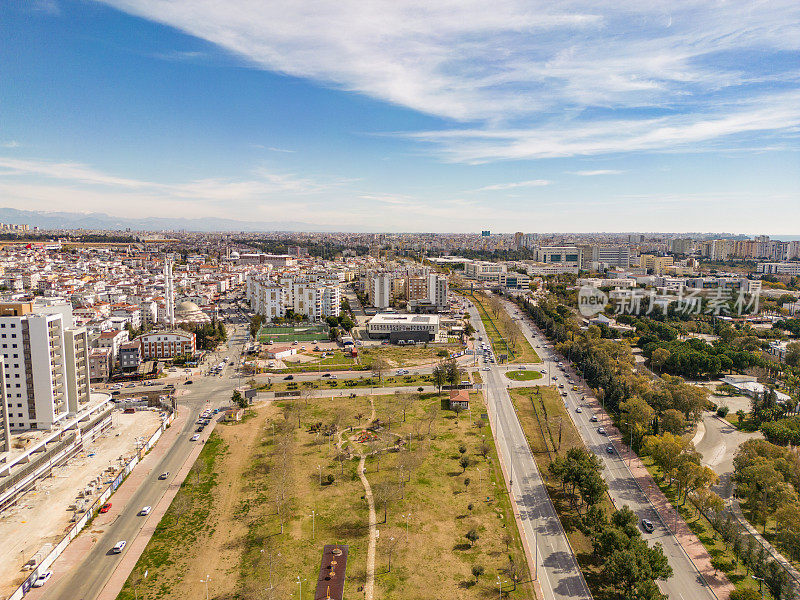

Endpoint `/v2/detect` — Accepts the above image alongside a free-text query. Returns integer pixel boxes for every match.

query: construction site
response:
[0,407,162,598]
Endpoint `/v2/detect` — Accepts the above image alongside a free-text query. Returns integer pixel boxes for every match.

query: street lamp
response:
[401,513,411,539]
[310,510,316,540]
[296,575,306,599]
[200,575,210,600]
[496,576,508,599]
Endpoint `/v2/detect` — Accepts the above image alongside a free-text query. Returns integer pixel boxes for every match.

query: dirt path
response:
[356,397,377,600]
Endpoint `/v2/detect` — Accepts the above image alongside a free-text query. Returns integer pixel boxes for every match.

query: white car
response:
[111,540,127,554]
[139,506,152,516]
[32,571,52,587]
[191,434,200,441]
[575,407,582,413]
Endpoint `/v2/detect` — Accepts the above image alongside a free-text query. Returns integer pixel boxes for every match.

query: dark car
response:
[641,519,655,533]
[184,380,193,385]
[322,373,331,377]
[159,472,169,480]
[284,375,294,380]
[606,444,614,454]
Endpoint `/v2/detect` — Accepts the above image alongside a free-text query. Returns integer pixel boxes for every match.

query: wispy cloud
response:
[0,157,333,199]
[570,170,624,176]
[267,147,296,153]
[471,179,552,192]
[1,141,20,149]
[100,1,800,152]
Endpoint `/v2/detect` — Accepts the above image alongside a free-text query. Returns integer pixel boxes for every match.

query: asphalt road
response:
[469,303,593,600]
[695,411,760,499]
[38,324,250,600]
[504,298,720,600]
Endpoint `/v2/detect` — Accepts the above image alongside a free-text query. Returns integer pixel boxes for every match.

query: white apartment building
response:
[0,302,88,431]
[293,283,340,321]
[427,273,449,310]
[139,300,158,327]
[369,274,393,309]
[536,247,582,269]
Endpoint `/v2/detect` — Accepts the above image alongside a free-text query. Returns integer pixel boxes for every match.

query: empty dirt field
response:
[0,409,162,597]
[118,390,533,600]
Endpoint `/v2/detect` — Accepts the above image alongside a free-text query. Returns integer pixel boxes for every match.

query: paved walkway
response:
[587,396,736,600]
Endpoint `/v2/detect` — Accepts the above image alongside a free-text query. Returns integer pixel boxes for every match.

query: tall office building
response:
[0,302,91,431]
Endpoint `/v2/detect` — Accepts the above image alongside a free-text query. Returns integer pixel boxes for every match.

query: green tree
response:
[660,409,687,435]
[231,389,247,409]
[465,529,479,547]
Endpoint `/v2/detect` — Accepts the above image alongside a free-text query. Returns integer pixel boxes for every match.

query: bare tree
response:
[424,403,439,438]
[371,357,389,382]
[372,480,398,523]
[382,533,401,572]
[478,439,491,460]
[129,569,145,600]
[171,494,191,525]
[190,461,204,484]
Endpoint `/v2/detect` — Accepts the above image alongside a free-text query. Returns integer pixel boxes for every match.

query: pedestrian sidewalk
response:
[590,397,736,600]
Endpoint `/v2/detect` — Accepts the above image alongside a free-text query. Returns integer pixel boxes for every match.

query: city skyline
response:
[1,1,799,233]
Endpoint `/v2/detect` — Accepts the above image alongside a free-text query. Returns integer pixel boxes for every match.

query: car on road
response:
[606,445,615,454]
[159,472,169,479]
[184,380,193,385]
[575,407,582,413]
[597,426,606,435]
[558,384,564,388]
[561,392,568,397]
[551,376,558,380]
[125,383,136,388]
[483,367,490,371]
[196,426,204,432]
[99,502,112,513]
[322,373,331,377]
[284,375,294,380]
[32,571,52,587]
[590,415,598,422]
[191,434,201,441]
[139,506,152,516]
[641,519,655,533]
[111,540,127,554]
[540,369,546,373]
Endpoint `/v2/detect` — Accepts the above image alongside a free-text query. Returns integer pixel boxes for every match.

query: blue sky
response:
[0,0,798,233]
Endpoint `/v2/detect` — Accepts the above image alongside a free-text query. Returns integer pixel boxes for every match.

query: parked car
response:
[125,383,136,388]
[139,506,152,516]
[575,407,582,413]
[159,472,170,480]
[597,427,607,435]
[99,502,112,513]
[322,373,331,378]
[284,375,294,380]
[32,571,52,587]
[641,519,655,533]
[590,415,598,422]
[606,445,615,454]
[184,380,193,385]
[191,434,200,441]
[111,540,127,554]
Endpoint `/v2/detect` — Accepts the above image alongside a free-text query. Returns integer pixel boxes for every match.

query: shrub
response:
[716,405,730,417]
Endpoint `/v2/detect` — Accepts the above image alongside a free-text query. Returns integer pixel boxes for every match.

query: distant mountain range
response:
[0,207,320,232]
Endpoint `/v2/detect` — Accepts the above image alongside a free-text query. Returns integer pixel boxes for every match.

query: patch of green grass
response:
[505,370,543,382]
[116,433,227,600]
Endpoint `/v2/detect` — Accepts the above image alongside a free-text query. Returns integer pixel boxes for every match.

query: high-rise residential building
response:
[63,327,91,413]
[671,238,695,255]
[585,246,630,268]
[406,276,428,301]
[0,302,88,431]
[427,273,449,310]
[369,274,392,309]
[0,363,9,451]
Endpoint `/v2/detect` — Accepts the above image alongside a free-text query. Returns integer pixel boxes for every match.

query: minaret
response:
[164,256,175,327]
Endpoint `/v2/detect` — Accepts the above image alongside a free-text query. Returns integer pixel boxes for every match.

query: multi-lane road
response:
[37,322,251,600]
[468,302,593,600]
[501,295,720,600]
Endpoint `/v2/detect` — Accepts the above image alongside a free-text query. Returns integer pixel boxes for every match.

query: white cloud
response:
[407,91,800,162]
[99,1,800,133]
[570,170,624,176]
[471,179,552,191]
[1,141,20,148]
